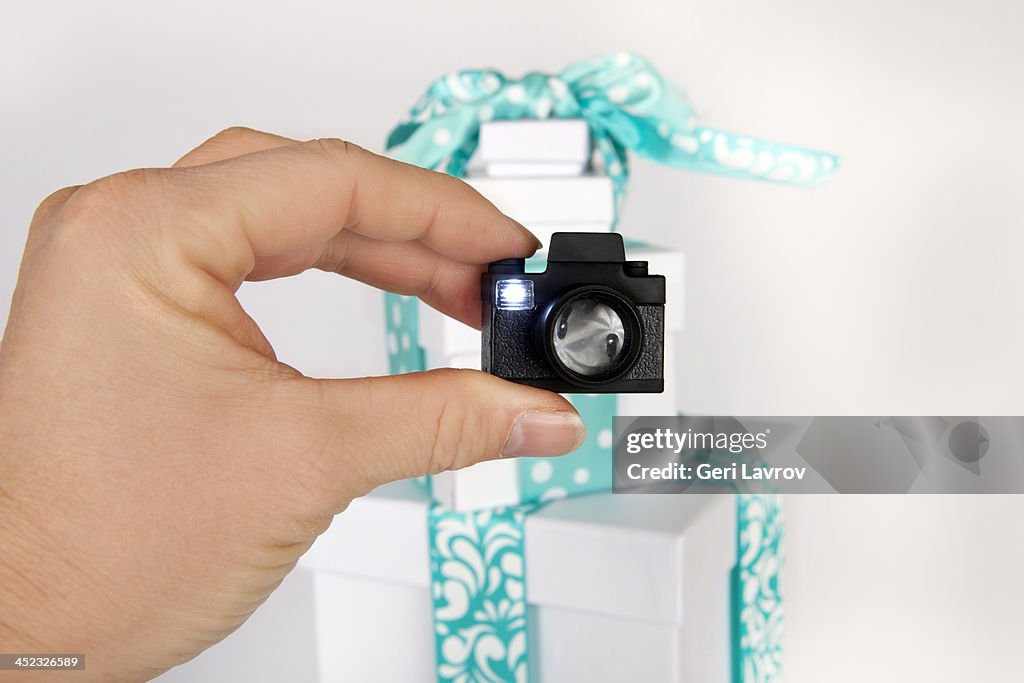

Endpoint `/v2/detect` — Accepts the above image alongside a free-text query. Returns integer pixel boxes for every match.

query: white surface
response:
[784,495,1024,682]
[301,480,735,682]
[486,160,587,177]
[478,119,591,163]
[625,243,686,334]
[429,456,522,511]
[419,302,479,366]
[4,2,1024,682]
[464,175,613,223]
[461,173,614,249]
[478,119,591,176]
[312,573,434,683]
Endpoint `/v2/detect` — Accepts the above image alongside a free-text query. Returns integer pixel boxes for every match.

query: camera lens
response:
[551,296,628,376]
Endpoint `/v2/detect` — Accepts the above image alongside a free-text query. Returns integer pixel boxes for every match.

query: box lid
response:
[464,175,614,225]
[300,480,735,625]
[477,119,591,165]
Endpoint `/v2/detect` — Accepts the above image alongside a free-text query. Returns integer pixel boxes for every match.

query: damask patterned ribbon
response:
[429,503,534,683]
[733,494,785,683]
[386,51,838,218]
[426,483,785,683]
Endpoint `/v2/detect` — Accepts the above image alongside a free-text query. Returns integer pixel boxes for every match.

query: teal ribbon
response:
[428,503,535,683]
[733,494,785,683]
[385,293,425,376]
[517,394,617,504]
[387,51,838,220]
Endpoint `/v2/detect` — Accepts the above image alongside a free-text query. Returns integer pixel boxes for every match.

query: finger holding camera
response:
[0,127,585,681]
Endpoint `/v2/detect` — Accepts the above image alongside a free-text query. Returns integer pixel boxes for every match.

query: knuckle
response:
[307,137,364,161]
[45,169,167,246]
[174,127,262,167]
[23,170,167,262]
[28,185,81,230]
[211,125,259,143]
[87,167,165,200]
[64,169,165,221]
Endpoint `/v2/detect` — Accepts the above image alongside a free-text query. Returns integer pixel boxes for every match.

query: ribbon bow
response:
[386,51,837,214]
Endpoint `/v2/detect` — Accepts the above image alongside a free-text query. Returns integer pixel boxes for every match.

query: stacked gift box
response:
[302,480,735,681]
[419,120,686,511]
[299,52,833,683]
[300,119,731,682]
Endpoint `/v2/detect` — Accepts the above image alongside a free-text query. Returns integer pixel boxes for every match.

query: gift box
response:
[394,115,687,513]
[476,119,592,177]
[300,479,736,682]
[375,51,831,683]
[463,175,614,251]
[468,119,611,252]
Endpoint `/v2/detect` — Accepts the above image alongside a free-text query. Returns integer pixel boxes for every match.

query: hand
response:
[0,127,585,681]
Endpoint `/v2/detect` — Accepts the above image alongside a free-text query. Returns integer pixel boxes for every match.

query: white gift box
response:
[300,480,735,683]
[463,175,614,250]
[476,119,592,177]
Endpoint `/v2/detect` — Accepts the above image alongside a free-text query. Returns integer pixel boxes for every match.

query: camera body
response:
[482,233,665,393]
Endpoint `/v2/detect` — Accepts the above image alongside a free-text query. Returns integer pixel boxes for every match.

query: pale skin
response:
[0,127,586,682]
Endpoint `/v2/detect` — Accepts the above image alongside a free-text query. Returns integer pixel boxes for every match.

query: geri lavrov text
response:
[622,427,807,482]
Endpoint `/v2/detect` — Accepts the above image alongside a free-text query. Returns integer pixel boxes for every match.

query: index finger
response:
[160,138,540,288]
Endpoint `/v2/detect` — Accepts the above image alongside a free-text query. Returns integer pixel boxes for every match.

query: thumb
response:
[279,369,586,498]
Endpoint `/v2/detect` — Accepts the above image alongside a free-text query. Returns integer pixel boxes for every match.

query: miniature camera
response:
[481,233,665,393]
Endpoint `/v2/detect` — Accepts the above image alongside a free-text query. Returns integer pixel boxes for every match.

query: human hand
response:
[0,128,585,681]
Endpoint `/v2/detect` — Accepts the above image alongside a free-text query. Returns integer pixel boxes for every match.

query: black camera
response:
[481,233,665,393]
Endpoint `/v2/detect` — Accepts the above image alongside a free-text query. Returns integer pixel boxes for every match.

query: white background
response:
[3,1,1023,681]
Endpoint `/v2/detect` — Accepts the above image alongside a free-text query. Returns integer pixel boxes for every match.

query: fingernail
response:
[525,230,543,250]
[506,215,542,250]
[502,411,587,457]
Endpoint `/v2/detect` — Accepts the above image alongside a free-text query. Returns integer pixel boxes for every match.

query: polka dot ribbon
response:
[386,51,838,220]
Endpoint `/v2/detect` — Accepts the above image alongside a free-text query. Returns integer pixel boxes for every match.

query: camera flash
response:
[495,279,534,311]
